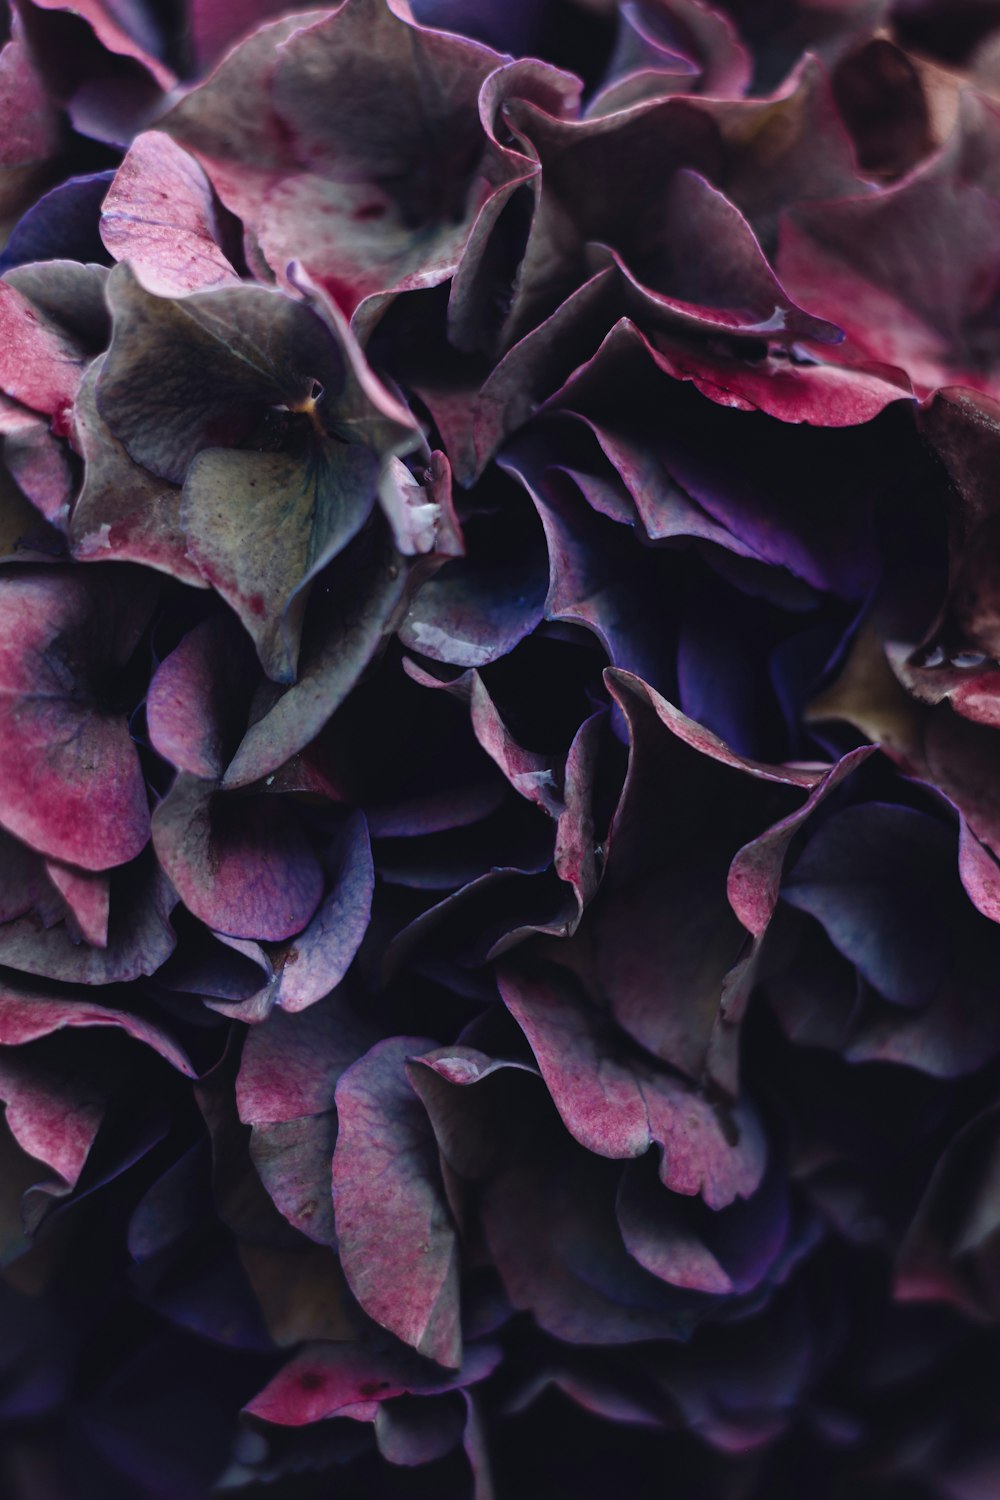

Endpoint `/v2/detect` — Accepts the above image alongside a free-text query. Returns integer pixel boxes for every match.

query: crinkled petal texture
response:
[4,2,1000,1497]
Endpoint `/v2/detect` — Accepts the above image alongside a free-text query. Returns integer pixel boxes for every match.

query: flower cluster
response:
[3,1,1000,1495]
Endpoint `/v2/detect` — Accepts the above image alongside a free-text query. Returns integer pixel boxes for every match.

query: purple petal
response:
[406,1046,538,1181]
[0,171,113,271]
[399,548,546,669]
[616,1165,735,1295]
[0,568,153,869]
[0,855,176,984]
[0,1051,103,1190]
[237,988,376,1129]
[275,814,374,1013]
[0,38,60,237]
[481,1138,702,1344]
[30,0,174,88]
[147,614,259,780]
[248,1116,339,1246]
[332,1035,462,1368]
[151,774,323,941]
[783,804,956,1007]
[499,964,767,1209]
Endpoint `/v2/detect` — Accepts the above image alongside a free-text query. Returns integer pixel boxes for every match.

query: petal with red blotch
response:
[245,1337,499,1426]
[100,132,239,297]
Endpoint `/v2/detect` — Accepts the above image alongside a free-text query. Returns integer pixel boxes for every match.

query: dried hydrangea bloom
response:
[1,2,1000,1497]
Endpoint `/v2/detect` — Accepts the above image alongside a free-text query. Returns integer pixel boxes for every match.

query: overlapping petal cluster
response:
[2,1,1000,1495]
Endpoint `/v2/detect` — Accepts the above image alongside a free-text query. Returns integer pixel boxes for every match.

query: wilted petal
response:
[188,0,308,73]
[616,1164,735,1295]
[0,398,74,527]
[591,168,841,345]
[779,162,1000,397]
[375,1392,467,1467]
[0,38,60,230]
[553,709,604,917]
[897,1104,1000,1319]
[543,319,903,595]
[378,450,463,560]
[406,1046,539,1181]
[580,670,867,1091]
[617,1154,789,1296]
[497,94,719,344]
[592,0,751,113]
[238,1240,361,1348]
[399,515,546,670]
[247,1116,339,1247]
[97,265,383,485]
[30,0,175,88]
[503,453,676,696]
[238,990,376,1128]
[254,0,505,309]
[0,1051,104,1193]
[160,12,329,204]
[0,829,59,924]
[3,260,109,352]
